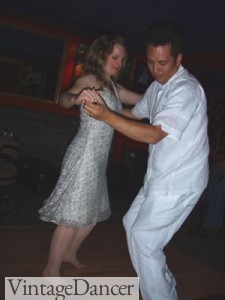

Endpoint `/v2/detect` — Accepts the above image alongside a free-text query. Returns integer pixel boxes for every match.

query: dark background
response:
[1,0,225,55]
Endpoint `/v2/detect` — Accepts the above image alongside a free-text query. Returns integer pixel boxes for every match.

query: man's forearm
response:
[105,110,160,144]
[83,90,167,144]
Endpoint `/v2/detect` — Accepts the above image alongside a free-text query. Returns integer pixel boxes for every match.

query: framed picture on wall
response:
[0,18,66,102]
[19,64,46,97]
[135,62,151,86]
[120,57,133,83]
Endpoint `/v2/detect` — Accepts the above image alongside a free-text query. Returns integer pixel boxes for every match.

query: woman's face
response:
[104,44,126,77]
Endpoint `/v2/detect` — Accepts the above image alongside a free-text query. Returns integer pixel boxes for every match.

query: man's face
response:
[146,44,182,84]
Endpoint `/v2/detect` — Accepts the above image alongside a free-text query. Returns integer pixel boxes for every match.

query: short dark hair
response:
[146,22,183,57]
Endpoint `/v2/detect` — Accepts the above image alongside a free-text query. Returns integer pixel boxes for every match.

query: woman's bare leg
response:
[42,225,75,277]
[63,224,95,268]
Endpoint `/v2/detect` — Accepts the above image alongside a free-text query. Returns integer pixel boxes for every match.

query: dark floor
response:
[1,160,225,278]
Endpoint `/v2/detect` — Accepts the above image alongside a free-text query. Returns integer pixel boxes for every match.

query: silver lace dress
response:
[39,87,122,227]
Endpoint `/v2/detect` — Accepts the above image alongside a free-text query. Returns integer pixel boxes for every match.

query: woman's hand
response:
[76,88,98,105]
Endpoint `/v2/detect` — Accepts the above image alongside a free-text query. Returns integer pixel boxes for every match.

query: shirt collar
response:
[157,65,184,89]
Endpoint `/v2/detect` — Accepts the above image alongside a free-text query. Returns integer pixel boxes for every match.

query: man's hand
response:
[82,90,111,122]
[81,89,167,144]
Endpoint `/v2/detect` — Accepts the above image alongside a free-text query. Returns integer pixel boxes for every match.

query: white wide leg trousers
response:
[123,189,202,300]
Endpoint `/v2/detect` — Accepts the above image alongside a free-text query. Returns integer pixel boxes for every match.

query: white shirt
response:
[132,65,209,195]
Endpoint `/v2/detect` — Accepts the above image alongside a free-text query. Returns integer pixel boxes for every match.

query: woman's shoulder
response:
[75,74,101,89]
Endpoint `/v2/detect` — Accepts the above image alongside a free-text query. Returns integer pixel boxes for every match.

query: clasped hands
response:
[80,88,110,121]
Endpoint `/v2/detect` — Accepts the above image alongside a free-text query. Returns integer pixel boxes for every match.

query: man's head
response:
[146,22,183,84]
[146,22,183,58]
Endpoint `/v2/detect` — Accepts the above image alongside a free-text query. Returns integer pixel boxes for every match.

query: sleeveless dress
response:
[39,85,122,227]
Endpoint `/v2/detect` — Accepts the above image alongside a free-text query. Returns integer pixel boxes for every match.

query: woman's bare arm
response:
[58,74,101,108]
[116,83,144,105]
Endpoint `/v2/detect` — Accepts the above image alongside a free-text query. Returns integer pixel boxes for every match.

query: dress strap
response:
[110,79,120,101]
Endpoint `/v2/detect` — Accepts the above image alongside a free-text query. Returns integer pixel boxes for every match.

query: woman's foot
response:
[62,256,86,268]
[42,268,61,277]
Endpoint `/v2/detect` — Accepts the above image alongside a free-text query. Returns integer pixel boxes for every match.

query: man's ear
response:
[176,53,183,66]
